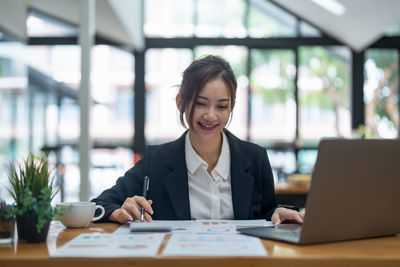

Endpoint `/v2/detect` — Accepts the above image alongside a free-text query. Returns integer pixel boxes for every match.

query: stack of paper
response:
[52,219,271,257]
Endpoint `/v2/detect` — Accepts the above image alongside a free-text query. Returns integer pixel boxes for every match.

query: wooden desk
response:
[1,221,400,267]
[275,182,310,195]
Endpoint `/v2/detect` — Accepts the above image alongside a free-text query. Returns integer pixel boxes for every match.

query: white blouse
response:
[185,131,234,220]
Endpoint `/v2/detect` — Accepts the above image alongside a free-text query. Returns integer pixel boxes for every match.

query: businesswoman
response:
[91,55,303,225]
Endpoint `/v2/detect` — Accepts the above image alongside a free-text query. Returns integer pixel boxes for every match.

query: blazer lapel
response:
[226,131,254,220]
[162,132,191,220]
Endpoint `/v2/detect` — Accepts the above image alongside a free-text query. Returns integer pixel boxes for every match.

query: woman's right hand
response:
[109,196,154,223]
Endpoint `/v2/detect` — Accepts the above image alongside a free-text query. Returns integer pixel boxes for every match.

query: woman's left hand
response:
[271,207,304,225]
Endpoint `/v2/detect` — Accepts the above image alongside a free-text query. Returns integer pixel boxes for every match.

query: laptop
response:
[239,139,400,245]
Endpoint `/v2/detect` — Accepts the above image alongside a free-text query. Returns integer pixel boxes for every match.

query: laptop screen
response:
[299,139,400,244]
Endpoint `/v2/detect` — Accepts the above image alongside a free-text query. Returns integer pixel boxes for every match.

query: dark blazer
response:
[91,130,277,221]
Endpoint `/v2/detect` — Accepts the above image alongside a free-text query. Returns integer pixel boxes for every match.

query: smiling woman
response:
[175,56,236,168]
[91,55,304,225]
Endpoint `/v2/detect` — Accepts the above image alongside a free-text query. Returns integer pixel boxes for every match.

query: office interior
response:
[0,0,399,205]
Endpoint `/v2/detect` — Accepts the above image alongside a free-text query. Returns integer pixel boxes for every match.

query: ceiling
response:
[0,0,399,52]
[0,0,144,51]
[272,0,400,51]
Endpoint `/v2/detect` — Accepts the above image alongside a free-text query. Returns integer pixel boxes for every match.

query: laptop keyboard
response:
[273,229,301,239]
[238,225,302,243]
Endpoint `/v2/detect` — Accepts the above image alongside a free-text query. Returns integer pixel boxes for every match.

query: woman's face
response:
[186,78,233,143]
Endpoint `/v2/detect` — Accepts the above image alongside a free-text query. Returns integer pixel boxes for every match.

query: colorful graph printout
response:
[162,234,267,256]
[51,233,165,258]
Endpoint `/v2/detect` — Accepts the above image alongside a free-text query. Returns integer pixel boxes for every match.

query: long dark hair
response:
[178,55,237,128]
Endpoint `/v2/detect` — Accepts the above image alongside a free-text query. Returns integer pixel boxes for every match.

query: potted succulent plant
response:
[0,200,15,243]
[7,152,59,243]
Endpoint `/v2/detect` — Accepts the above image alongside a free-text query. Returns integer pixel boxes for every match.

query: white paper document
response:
[51,233,165,258]
[221,219,274,228]
[113,220,197,235]
[162,234,267,256]
[129,220,196,233]
[114,219,273,235]
[195,219,273,234]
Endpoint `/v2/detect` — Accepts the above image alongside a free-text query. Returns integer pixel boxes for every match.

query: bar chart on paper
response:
[51,233,165,258]
[162,234,267,256]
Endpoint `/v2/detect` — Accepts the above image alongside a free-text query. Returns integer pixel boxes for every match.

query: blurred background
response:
[0,0,399,204]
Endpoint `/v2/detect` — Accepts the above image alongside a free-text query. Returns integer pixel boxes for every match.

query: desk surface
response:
[275,181,310,194]
[1,221,400,267]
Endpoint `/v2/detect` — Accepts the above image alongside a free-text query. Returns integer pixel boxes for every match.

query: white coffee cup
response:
[56,202,105,228]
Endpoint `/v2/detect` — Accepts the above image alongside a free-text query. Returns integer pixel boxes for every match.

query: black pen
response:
[140,176,150,222]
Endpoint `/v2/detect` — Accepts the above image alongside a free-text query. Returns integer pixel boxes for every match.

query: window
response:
[91,45,134,143]
[299,21,321,37]
[30,88,46,149]
[89,148,134,201]
[298,46,351,141]
[145,49,193,144]
[364,49,399,138]
[297,149,318,174]
[250,49,296,142]
[248,0,297,38]
[0,41,28,202]
[144,0,194,37]
[27,45,81,89]
[196,0,246,38]
[58,98,79,141]
[385,21,400,36]
[267,149,296,182]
